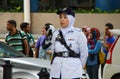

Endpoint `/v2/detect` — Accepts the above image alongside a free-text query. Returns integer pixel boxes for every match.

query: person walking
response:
[5,20,29,56]
[20,22,35,57]
[50,8,88,79]
[35,23,55,60]
[86,27,102,79]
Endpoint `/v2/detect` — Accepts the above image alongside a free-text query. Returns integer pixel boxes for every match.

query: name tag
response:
[68,38,74,41]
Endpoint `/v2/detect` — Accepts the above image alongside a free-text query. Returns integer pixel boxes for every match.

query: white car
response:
[0,41,50,79]
[103,29,120,79]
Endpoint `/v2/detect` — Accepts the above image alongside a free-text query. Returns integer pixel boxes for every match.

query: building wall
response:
[0,13,24,34]
[0,13,120,36]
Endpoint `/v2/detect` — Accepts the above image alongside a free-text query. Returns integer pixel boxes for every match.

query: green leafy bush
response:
[0,8,120,13]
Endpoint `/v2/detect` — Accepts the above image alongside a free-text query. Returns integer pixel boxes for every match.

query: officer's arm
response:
[78,31,88,68]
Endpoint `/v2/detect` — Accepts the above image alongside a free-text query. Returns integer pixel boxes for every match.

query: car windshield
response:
[0,41,25,58]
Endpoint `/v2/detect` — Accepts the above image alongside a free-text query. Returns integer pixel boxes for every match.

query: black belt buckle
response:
[62,52,69,58]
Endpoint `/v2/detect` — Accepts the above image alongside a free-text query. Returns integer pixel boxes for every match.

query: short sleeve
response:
[20,31,27,40]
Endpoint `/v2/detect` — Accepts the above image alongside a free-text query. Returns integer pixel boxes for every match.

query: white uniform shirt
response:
[50,28,88,78]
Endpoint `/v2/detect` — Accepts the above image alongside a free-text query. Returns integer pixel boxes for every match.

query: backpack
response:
[19,31,35,57]
[19,31,34,57]
[27,33,34,57]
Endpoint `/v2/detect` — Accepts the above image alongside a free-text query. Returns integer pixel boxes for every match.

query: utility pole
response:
[23,0,31,23]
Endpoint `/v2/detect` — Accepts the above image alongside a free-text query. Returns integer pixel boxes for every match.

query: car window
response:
[0,42,25,58]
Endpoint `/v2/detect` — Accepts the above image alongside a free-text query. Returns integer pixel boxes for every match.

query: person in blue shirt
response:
[101,23,116,77]
[102,23,115,58]
[86,27,102,79]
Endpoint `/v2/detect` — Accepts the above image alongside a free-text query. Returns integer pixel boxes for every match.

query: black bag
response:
[29,47,33,57]
[19,31,34,57]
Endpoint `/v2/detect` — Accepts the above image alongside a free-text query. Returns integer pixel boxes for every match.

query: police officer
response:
[50,8,88,79]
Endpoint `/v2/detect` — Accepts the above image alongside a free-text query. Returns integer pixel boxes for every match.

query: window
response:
[0,42,25,58]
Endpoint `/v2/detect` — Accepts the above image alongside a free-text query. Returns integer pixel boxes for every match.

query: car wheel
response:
[111,74,120,79]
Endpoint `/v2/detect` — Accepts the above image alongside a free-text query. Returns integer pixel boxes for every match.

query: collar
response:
[107,35,114,38]
[61,27,74,35]
[9,30,19,36]
[68,29,74,33]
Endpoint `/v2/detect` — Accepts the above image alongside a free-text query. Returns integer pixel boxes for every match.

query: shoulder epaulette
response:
[54,29,59,33]
[74,28,82,32]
